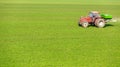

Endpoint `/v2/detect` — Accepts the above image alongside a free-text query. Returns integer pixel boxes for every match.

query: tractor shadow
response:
[104,24,114,28]
[78,24,114,28]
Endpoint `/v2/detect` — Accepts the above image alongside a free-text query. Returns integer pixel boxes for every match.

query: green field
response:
[0,0,120,67]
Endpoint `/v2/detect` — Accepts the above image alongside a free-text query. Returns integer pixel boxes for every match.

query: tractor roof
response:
[90,11,99,14]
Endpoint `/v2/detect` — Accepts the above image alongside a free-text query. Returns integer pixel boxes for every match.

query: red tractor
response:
[78,11,112,28]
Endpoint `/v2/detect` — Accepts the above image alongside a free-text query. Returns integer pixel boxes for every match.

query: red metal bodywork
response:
[80,16,92,24]
[79,11,102,24]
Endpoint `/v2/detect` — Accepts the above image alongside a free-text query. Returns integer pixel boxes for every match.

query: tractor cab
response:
[89,11,101,22]
[89,11,100,18]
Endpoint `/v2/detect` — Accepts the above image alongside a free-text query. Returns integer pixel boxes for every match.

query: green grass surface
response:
[0,3,120,67]
[0,0,120,5]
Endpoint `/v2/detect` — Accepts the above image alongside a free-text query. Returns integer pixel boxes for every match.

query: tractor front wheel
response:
[95,19,105,28]
[81,22,89,28]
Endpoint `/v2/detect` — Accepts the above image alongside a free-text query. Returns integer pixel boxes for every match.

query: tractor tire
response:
[81,22,89,28]
[95,19,105,28]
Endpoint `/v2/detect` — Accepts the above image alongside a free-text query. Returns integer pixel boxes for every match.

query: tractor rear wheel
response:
[81,22,89,28]
[95,19,105,28]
